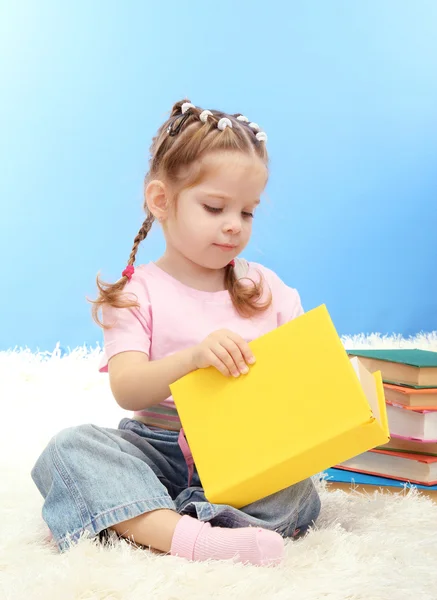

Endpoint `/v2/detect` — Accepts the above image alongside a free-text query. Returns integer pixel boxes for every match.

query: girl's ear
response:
[145,180,170,221]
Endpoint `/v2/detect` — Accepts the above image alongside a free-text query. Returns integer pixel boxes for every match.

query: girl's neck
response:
[155,249,227,293]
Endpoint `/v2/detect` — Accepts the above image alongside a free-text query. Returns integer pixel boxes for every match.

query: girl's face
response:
[164,152,268,270]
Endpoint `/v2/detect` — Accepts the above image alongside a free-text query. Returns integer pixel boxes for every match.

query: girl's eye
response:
[203,205,254,218]
[203,205,223,214]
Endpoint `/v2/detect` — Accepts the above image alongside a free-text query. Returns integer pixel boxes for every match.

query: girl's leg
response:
[110,509,183,552]
[31,421,284,565]
[30,423,178,553]
[176,474,321,540]
[110,509,284,566]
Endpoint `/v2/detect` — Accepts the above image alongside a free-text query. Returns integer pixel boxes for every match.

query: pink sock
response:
[170,515,284,566]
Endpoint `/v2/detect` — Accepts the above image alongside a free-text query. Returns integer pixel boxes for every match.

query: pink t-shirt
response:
[99,261,303,430]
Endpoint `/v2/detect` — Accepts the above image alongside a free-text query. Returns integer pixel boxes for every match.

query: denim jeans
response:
[31,418,321,553]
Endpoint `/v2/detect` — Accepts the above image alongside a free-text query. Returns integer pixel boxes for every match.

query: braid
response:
[125,213,155,271]
[89,213,155,328]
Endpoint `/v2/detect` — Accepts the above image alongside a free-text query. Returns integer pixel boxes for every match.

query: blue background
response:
[1,0,437,352]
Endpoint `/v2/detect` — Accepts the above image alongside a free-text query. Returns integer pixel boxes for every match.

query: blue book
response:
[323,468,437,491]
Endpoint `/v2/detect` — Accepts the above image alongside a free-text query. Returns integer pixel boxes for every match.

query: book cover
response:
[171,304,389,508]
[383,381,434,389]
[324,467,437,491]
[371,448,437,463]
[384,381,435,389]
[347,350,437,387]
[385,399,437,414]
[386,400,437,412]
[383,383,437,408]
[347,349,437,368]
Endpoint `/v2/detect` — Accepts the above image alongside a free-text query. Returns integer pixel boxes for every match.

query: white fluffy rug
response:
[2,333,437,600]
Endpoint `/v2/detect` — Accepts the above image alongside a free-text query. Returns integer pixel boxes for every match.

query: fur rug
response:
[1,333,437,599]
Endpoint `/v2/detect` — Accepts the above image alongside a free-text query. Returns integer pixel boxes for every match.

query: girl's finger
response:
[213,344,240,378]
[206,349,232,377]
[220,338,249,375]
[226,331,255,365]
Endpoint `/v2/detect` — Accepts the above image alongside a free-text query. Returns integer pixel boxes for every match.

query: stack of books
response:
[331,349,437,490]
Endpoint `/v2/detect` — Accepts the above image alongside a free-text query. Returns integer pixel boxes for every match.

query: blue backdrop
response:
[1,0,437,352]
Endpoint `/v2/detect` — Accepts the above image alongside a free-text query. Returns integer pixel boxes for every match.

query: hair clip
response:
[122,265,135,280]
[249,122,260,131]
[236,115,249,122]
[256,131,268,142]
[217,117,233,131]
[181,102,195,114]
[167,111,192,136]
[199,109,213,123]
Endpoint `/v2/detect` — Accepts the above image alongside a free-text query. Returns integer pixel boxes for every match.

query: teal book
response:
[346,349,437,389]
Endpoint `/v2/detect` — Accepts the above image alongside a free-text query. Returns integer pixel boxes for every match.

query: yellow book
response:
[170,305,390,508]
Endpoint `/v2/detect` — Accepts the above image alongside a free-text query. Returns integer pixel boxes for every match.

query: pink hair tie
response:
[122,265,135,280]
[228,260,235,267]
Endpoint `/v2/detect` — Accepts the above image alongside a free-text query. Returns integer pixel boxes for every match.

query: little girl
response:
[31,99,321,566]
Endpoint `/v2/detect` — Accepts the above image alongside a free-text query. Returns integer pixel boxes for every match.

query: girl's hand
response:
[191,329,256,378]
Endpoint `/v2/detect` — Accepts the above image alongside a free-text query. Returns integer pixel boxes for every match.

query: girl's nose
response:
[223,217,242,234]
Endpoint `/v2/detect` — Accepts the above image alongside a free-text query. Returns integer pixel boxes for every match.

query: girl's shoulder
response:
[246,260,303,323]
[243,259,291,288]
[244,259,302,308]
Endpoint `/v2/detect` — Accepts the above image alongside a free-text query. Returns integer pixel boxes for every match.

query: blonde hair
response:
[90,99,272,327]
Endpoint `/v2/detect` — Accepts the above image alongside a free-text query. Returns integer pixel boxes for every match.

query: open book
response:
[171,305,390,508]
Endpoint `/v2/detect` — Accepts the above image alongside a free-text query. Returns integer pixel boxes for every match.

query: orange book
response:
[386,399,437,411]
[383,383,437,409]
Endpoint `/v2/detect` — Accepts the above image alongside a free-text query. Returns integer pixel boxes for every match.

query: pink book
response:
[385,401,437,440]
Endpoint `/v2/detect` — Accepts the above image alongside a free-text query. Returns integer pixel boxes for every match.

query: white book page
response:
[350,356,382,425]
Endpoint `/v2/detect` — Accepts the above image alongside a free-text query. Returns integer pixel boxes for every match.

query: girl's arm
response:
[108,329,254,411]
[108,349,196,411]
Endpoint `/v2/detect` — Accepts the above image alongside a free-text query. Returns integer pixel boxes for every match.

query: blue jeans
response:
[31,418,321,553]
